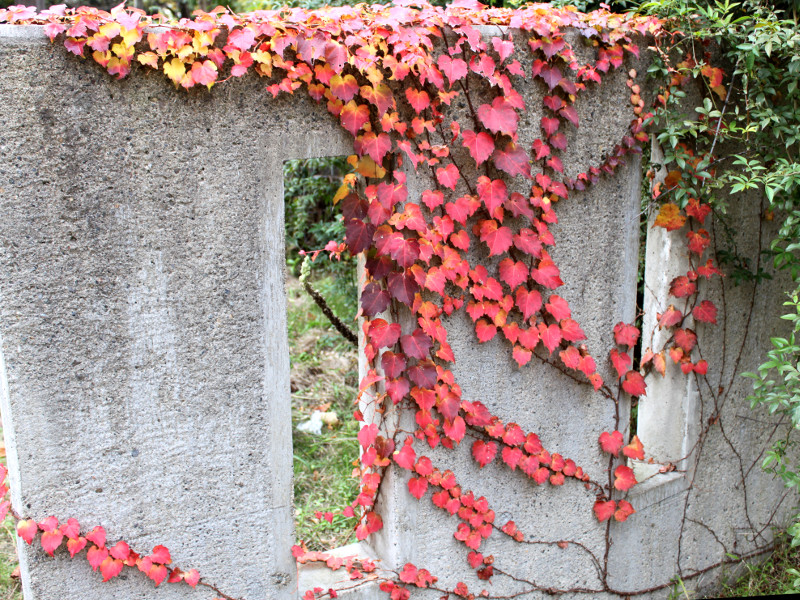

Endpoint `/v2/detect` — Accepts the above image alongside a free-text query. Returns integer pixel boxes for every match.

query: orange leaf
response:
[622,435,644,460]
[653,203,686,231]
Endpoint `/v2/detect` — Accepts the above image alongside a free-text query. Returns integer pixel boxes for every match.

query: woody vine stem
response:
[0,0,795,598]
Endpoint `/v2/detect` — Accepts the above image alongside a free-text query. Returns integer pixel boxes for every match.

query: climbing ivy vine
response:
[0,0,793,598]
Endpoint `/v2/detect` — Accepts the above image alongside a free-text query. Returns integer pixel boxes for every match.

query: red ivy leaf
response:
[692,300,717,324]
[475,319,497,343]
[670,275,696,298]
[621,370,646,396]
[436,164,460,190]
[339,101,370,136]
[531,253,563,289]
[367,318,401,348]
[184,569,201,587]
[401,329,433,360]
[559,105,579,127]
[599,430,624,456]
[100,557,124,582]
[405,88,430,114]
[472,440,498,467]
[498,258,529,289]
[345,218,376,255]
[87,545,109,570]
[438,54,468,86]
[686,198,712,223]
[560,346,580,370]
[477,96,518,136]
[512,345,532,366]
[40,530,64,556]
[610,348,632,379]
[355,511,383,540]
[673,328,697,353]
[109,540,130,561]
[329,73,359,102]
[538,322,562,354]
[614,465,637,491]
[544,295,571,321]
[361,283,391,317]
[477,176,508,214]
[658,305,683,329]
[408,477,429,499]
[394,441,417,470]
[381,352,407,379]
[388,271,419,305]
[540,116,559,137]
[358,423,379,449]
[516,288,542,320]
[593,500,616,522]
[67,536,87,558]
[687,229,710,255]
[356,132,392,166]
[532,139,550,160]
[16,520,37,545]
[85,526,106,548]
[479,220,513,256]
[493,142,531,179]
[614,499,635,522]
[462,130,495,166]
[613,322,640,347]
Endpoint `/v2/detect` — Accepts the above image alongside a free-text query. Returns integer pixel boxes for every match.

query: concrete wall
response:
[0,23,796,600]
[0,24,351,600]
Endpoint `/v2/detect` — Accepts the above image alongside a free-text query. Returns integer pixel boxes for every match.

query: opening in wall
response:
[282,157,362,551]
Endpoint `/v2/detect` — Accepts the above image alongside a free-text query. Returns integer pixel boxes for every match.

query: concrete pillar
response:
[0,25,350,600]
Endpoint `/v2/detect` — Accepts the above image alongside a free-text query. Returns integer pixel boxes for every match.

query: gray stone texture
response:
[0,24,350,600]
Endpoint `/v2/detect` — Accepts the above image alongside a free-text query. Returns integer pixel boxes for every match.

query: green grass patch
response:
[0,435,21,600]
[286,270,360,551]
[713,532,800,597]
[0,514,20,600]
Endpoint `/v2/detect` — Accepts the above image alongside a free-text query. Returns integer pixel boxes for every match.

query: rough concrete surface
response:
[0,24,350,600]
[0,21,796,600]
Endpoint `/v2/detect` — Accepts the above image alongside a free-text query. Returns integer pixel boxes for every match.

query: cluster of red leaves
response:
[649,186,720,376]
[0,1,678,596]
[0,466,202,590]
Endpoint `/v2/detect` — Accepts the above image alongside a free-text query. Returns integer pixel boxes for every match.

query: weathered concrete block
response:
[0,24,351,600]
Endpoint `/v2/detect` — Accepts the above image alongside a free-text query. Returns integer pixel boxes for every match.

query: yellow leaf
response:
[352,156,386,178]
[177,45,195,60]
[111,42,134,62]
[98,22,121,40]
[120,26,142,47]
[192,31,215,54]
[137,52,159,69]
[332,182,350,206]
[163,57,186,85]
[92,50,111,68]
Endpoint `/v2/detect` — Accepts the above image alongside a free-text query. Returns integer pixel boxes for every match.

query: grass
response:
[0,516,20,600]
[0,438,21,600]
[286,269,361,551]
[713,532,800,597]
[668,531,800,598]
